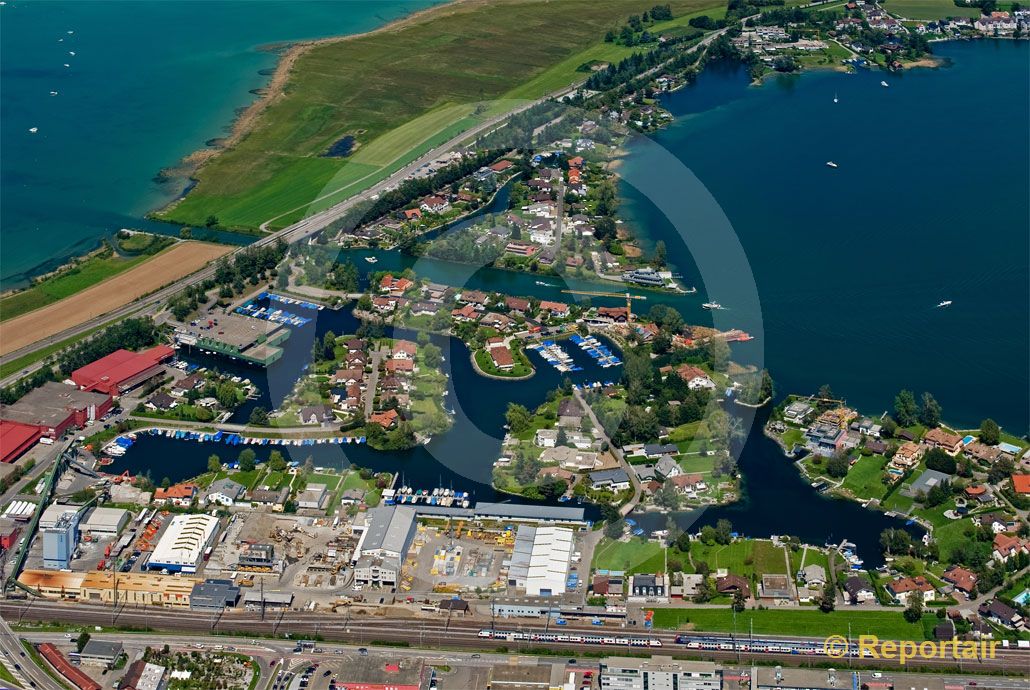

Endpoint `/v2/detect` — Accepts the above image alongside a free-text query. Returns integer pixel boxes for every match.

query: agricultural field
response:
[881,0,981,19]
[157,0,723,231]
[0,241,231,355]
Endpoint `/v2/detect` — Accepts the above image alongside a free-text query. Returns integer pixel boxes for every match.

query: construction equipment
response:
[561,289,647,322]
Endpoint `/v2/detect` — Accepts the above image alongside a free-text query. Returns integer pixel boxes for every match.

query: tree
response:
[715,519,734,545]
[238,448,257,472]
[817,384,835,401]
[903,591,923,623]
[249,406,269,426]
[919,392,942,428]
[505,403,532,433]
[818,581,836,613]
[826,452,850,478]
[731,588,747,612]
[880,527,913,556]
[894,389,918,427]
[267,450,287,471]
[979,418,1001,446]
[605,518,626,539]
[654,482,681,510]
[76,631,91,653]
[924,447,957,474]
[207,454,221,473]
[422,343,443,369]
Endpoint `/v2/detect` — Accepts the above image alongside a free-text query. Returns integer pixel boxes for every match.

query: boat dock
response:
[569,334,622,368]
[527,340,582,373]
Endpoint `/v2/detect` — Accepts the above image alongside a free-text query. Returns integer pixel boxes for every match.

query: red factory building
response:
[0,382,113,463]
[71,344,175,396]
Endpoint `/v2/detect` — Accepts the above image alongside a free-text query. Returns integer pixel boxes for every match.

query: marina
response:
[527,340,582,373]
[569,334,622,368]
[235,301,313,327]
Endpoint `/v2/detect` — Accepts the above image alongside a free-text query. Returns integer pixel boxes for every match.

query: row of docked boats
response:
[527,340,582,373]
[131,427,367,446]
[259,291,324,311]
[569,334,621,368]
[382,486,471,508]
[235,302,312,327]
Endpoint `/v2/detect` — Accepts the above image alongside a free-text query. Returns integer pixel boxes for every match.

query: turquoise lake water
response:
[0,0,438,287]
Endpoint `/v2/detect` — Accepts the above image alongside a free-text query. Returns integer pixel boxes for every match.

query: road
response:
[2,601,1029,673]
[572,386,642,516]
[0,613,61,690]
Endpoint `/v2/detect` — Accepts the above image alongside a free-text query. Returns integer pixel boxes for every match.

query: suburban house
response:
[153,483,197,508]
[941,565,978,596]
[629,573,668,601]
[978,599,1024,630]
[419,195,450,214]
[488,347,515,371]
[885,576,937,604]
[783,401,814,423]
[669,473,706,495]
[299,405,335,425]
[539,446,601,471]
[923,427,963,454]
[844,576,876,604]
[654,456,681,479]
[557,398,585,428]
[890,442,923,470]
[800,564,826,587]
[674,364,716,390]
[805,423,846,457]
[535,429,558,448]
[642,443,679,460]
[992,533,1028,563]
[391,340,417,360]
[716,574,751,597]
[505,296,530,314]
[589,468,631,491]
[379,275,414,296]
[204,478,245,507]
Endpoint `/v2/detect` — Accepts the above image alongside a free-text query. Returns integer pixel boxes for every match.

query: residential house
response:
[371,296,398,314]
[538,300,570,318]
[675,364,716,390]
[535,429,559,448]
[783,401,814,423]
[964,441,1001,464]
[540,446,601,472]
[145,392,177,412]
[669,474,706,495]
[643,443,679,460]
[654,456,681,479]
[370,409,399,429]
[480,312,513,331]
[505,296,530,314]
[923,427,963,454]
[299,405,334,425]
[557,398,585,428]
[451,304,479,322]
[716,574,750,597]
[170,374,202,398]
[805,423,846,457]
[941,565,978,596]
[153,483,197,508]
[488,347,515,371]
[992,533,1027,563]
[891,442,923,469]
[419,195,450,214]
[844,576,876,604]
[379,275,414,296]
[204,478,245,507]
[249,488,288,512]
[385,359,415,375]
[800,564,827,587]
[629,573,668,601]
[458,290,489,307]
[979,599,1023,629]
[589,468,631,491]
[392,340,417,360]
[332,368,364,386]
[885,576,937,604]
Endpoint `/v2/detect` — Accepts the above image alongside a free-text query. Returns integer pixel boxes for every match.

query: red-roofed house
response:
[1011,474,1030,495]
[489,347,515,371]
[538,300,570,317]
[941,565,978,596]
[385,359,414,375]
[568,156,584,168]
[675,364,716,390]
[885,576,937,604]
[402,208,422,221]
[370,409,399,429]
[451,304,479,322]
[71,345,174,395]
[923,427,963,454]
[669,473,706,494]
[489,160,514,172]
[0,420,42,464]
[153,483,198,507]
[379,275,414,296]
[993,533,1028,563]
[392,340,417,360]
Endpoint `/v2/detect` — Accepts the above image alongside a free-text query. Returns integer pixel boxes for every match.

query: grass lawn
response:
[752,540,789,575]
[307,472,342,492]
[157,0,723,230]
[841,455,890,500]
[690,540,754,576]
[592,537,665,574]
[677,454,717,475]
[475,347,533,378]
[0,249,161,321]
[789,545,830,576]
[652,608,936,640]
[881,0,980,18]
[781,427,805,448]
[933,518,973,562]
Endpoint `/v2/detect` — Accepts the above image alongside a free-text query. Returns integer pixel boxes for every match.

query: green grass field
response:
[840,455,890,500]
[157,0,723,230]
[0,250,163,321]
[652,608,936,640]
[592,537,666,574]
[881,0,980,18]
[690,540,754,575]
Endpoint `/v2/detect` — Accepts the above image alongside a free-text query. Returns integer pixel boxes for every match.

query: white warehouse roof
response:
[149,513,218,571]
[523,525,574,597]
[81,507,130,534]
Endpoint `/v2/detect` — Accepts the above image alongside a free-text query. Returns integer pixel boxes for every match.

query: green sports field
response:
[157,0,723,231]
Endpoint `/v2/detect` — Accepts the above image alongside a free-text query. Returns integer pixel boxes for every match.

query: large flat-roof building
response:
[358,505,417,561]
[600,657,720,690]
[70,345,174,396]
[19,570,198,607]
[0,420,42,464]
[80,506,130,536]
[0,381,112,439]
[508,525,574,597]
[147,513,219,573]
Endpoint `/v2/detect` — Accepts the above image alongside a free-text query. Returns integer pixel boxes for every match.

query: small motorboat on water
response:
[881,80,889,87]
[833,93,838,103]
[826,161,838,168]
[28,127,38,134]
[702,302,724,310]
[535,281,554,287]
[364,256,378,263]
[936,300,953,308]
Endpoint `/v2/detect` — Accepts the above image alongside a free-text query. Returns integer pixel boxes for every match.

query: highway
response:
[2,601,1028,674]
[0,612,62,690]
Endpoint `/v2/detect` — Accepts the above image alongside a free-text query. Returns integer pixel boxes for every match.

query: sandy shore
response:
[0,242,231,356]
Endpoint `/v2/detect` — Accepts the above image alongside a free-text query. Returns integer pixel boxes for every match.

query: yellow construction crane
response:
[561,289,647,322]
